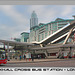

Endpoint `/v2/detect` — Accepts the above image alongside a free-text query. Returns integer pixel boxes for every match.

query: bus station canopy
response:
[31,44,75,50]
[0,39,34,46]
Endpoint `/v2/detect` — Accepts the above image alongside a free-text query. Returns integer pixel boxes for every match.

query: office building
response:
[29,12,74,42]
[21,32,29,42]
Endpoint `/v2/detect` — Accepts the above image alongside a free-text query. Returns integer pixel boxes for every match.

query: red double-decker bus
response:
[0,50,7,64]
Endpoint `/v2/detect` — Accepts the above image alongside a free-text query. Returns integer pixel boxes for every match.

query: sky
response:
[0,5,75,40]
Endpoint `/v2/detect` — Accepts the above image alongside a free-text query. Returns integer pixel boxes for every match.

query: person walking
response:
[24,55,26,60]
[19,55,22,60]
[31,54,34,61]
[38,55,40,59]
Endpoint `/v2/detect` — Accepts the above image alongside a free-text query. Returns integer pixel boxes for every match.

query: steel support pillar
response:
[63,28,74,44]
[40,44,43,47]
[69,47,72,58]
[44,50,48,58]
[7,43,10,61]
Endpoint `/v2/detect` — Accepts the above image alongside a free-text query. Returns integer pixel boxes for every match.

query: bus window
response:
[0,51,6,59]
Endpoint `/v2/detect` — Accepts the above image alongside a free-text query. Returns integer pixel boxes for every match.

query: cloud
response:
[29,5,75,24]
[29,5,50,23]
[0,5,28,25]
[0,5,29,40]
[59,5,75,19]
[28,5,61,23]
[0,5,75,40]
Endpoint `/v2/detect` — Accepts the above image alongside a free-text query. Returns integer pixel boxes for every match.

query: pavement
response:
[2,58,75,67]
[7,58,73,63]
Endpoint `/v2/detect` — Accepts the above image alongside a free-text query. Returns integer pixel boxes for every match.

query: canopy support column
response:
[40,44,43,47]
[63,28,74,44]
[7,43,10,61]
